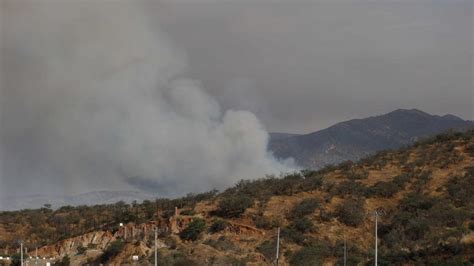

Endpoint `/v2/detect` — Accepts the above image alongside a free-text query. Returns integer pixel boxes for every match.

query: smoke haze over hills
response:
[0,1,292,204]
[0,0,472,209]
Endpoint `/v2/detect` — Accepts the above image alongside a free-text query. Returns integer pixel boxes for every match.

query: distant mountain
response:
[269,109,474,169]
[0,190,155,211]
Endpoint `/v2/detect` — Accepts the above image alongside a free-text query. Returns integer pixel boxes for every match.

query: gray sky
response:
[151,0,473,133]
[0,0,472,201]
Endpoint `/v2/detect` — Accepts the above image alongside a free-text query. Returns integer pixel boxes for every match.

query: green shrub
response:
[335,198,365,227]
[347,170,369,180]
[180,218,206,241]
[369,181,400,198]
[289,241,331,266]
[216,195,253,218]
[281,227,306,245]
[319,208,333,222]
[428,203,469,227]
[291,217,314,233]
[256,240,276,261]
[153,250,198,266]
[58,255,70,266]
[333,240,365,265]
[253,216,283,230]
[393,173,411,188]
[469,222,474,231]
[405,217,430,241]
[399,193,434,212]
[10,254,21,266]
[331,181,369,197]
[446,170,474,207]
[338,161,354,171]
[300,175,324,191]
[99,240,125,263]
[254,215,273,230]
[208,219,228,233]
[289,198,320,219]
[204,236,239,252]
[179,209,196,216]
[465,143,474,155]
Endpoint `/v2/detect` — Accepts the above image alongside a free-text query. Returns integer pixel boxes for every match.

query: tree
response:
[335,198,365,227]
[10,254,21,266]
[216,195,253,218]
[99,240,125,263]
[209,219,228,233]
[289,198,320,219]
[180,218,206,241]
[58,255,70,266]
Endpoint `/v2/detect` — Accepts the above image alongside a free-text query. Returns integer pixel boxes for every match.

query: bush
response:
[153,250,198,266]
[180,218,206,241]
[291,217,314,233]
[204,236,239,252]
[347,170,369,180]
[289,241,331,265]
[428,203,469,227]
[465,143,474,155]
[216,195,253,218]
[333,240,365,265]
[254,216,283,229]
[289,198,320,219]
[469,222,474,231]
[256,240,276,261]
[10,254,21,266]
[208,219,228,234]
[399,193,434,212]
[405,217,430,241]
[369,181,400,198]
[300,172,324,191]
[179,209,196,216]
[99,240,125,263]
[281,227,306,245]
[58,255,70,266]
[446,170,474,207]
[393,173,411,188]
[331,181,369,197]
[335,198,365,227]
[254,215,273,230]
[319,208,333,222]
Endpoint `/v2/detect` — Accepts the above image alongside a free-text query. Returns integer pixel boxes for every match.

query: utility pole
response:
[275,227,280,266]
[374,210,379,266]
[20,242,23,266]
[35,247,38,266]
[154,227,158,266]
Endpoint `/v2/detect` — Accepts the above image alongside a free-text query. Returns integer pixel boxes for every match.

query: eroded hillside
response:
[1,130,474,265]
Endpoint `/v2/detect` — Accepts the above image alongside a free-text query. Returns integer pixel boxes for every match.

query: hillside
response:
[269,109,473,169]
[1,129,474,265]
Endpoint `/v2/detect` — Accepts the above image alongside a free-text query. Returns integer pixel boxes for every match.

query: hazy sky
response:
[0,0,472,201]
[151,0,473,133]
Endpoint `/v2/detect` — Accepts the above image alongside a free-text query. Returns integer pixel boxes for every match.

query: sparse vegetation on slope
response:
[1,129,473,265]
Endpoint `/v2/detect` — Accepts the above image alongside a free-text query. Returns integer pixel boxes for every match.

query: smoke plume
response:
[0,1,292,199]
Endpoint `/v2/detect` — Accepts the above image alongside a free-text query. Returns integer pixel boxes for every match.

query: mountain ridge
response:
[269,109,473,169]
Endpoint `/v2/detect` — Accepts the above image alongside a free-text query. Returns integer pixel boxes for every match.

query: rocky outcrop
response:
[32,221,167,260]
[226,221,265,235]
[35,231,115,258]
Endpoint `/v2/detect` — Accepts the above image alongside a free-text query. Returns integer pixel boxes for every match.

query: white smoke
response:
[0,1,293,198]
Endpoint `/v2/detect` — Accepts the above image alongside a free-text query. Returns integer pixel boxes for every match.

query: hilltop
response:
[1,129,473,265]
[269,109,473,169]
